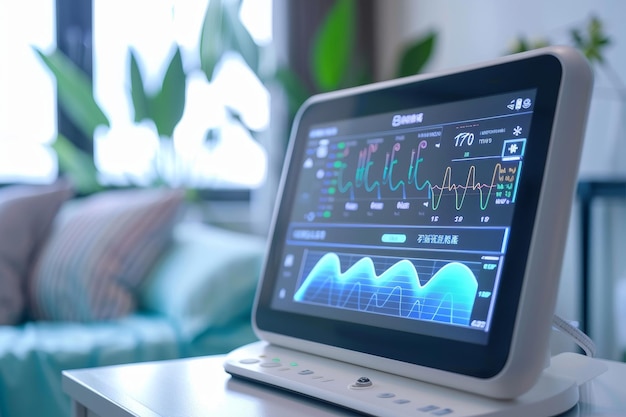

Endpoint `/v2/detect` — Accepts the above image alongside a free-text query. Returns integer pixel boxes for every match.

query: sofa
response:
[0,182,265,417]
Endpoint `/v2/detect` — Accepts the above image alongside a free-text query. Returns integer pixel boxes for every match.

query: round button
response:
[356,377,371,385]
[239,358,260,364]
[349,376,373,389]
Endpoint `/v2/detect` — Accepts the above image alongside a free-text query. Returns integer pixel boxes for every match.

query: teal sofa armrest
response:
[0,315,182,417]
[139,222,266,338]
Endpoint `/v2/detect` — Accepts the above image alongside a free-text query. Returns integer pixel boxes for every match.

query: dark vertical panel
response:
[55,0,93,153]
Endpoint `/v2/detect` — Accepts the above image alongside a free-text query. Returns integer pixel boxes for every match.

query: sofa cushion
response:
[0,180,73,325]
[29,188,184,322]
[139,222,265,337]
[0,314,182,417]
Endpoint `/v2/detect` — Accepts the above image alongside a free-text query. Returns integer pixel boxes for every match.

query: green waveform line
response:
[337,140,509,210]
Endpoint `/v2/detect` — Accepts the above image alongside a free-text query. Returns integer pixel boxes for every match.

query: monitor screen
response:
[269,90,536,346]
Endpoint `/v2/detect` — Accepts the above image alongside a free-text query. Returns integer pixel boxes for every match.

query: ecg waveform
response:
[431,164,500,210]
[334,140,516,210]
[294,252,479,325]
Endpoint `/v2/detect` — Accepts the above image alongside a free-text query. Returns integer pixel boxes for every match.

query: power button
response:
[349,376,373,389]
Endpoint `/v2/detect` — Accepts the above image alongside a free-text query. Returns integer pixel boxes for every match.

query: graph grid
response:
[294,252,479,325]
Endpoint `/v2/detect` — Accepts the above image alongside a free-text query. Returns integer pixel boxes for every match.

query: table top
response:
[63,354,626,417]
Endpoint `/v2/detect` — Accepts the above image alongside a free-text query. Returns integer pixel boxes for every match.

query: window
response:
[92,0,272,189]
[1,0,272,190]
[0,1,57,183]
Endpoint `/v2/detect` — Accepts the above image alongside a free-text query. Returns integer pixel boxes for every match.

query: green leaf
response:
[52,133,102,194]
[509,36,550,55]
[223,1,259,73]
[311,0,355,91]
[34,48,109,138]
[510,37,531,54]
[129,49,151,123]
[200,0,227,80]
[571,16,610,64]
[396,32,437,78]
[151,47,187,138]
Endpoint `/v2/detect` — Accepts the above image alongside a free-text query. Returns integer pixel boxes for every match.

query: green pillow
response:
[140,222,265,336]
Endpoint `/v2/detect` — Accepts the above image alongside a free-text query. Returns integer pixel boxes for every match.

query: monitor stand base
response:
[224,341,607,417]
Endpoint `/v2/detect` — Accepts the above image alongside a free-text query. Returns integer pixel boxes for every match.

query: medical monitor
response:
[232,46,593,401]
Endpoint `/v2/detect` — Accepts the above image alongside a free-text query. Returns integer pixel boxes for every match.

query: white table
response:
[63,355,626,417]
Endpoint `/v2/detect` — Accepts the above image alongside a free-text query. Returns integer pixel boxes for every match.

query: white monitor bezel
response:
[252,46,593,399]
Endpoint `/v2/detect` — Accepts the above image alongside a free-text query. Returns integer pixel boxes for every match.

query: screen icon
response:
[507,98,530,111]
[502,138,526,161]
[507,100,516,110]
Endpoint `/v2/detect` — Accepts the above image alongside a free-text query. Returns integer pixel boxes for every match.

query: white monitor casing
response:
[251,46,593,400]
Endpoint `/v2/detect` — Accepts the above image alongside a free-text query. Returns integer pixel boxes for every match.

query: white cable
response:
[552,314,596,357]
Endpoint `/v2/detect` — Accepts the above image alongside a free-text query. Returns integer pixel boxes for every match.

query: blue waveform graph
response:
[294,252,479,325]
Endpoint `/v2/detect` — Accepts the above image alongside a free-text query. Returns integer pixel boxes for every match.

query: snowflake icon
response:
[513,126,522,136]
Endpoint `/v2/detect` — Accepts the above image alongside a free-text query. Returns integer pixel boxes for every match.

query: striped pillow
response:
[28,188,184,322]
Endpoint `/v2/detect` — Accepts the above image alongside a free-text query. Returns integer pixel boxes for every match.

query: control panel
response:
[224,341,581,417]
